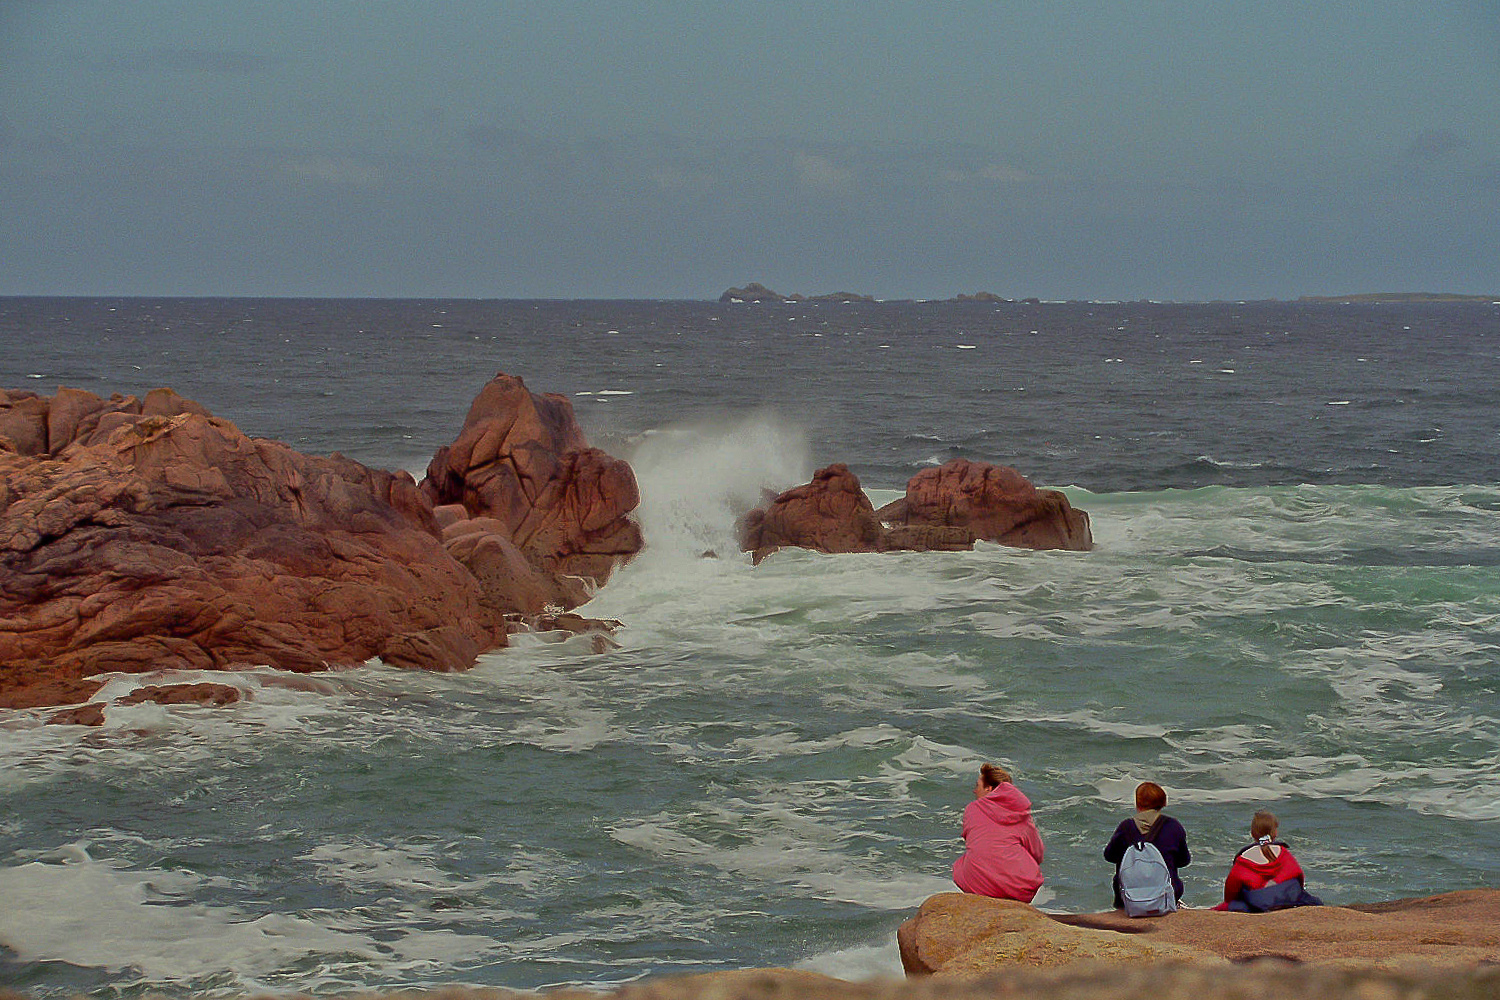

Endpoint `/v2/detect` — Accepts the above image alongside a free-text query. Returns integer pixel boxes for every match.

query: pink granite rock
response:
[421,373,642,592]
[879,458,1092,551]
[0,388,507,712]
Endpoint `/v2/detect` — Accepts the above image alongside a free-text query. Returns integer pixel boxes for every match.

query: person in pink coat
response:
[952,763,1046,902]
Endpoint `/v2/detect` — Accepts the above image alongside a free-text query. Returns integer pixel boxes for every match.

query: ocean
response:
[1,297,1497,997]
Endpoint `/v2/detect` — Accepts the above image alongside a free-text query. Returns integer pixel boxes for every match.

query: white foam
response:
[300,841,494,894]
[795,938,905,981]
[620,412,811,568]
[610,812,952,910]
[0,851,375,980]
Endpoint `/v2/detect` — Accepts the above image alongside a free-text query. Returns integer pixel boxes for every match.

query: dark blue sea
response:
[1,297,1498,996]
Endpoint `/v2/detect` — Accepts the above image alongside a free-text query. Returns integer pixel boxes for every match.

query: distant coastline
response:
[1297,292,1500,303]
[719,283,1497,306]
[717,282,1040,305]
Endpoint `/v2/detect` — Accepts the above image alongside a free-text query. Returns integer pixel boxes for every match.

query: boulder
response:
[421,374,642,598]
[898,890,1500,978]
[0,388,507,713]
[737,463,885,563]
[0,389,51,455]
[878,458,1092,551]
[897,895,1219,976]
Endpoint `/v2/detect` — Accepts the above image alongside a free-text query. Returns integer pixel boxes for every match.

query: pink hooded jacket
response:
[952,782,1045,902]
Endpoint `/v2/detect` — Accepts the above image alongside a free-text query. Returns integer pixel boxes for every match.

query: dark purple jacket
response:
[1103,814,1191,907]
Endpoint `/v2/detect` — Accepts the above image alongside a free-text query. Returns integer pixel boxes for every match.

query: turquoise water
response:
[1,299,1498,995]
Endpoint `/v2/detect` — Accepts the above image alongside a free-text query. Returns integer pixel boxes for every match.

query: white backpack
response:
[1118,839,1177,917]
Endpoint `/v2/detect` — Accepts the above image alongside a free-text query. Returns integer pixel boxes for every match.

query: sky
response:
[2,2,1498,300]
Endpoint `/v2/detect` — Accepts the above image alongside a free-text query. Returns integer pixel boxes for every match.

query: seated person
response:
[1213,809,1323,911]
[952,763,1045,903]
[1103,780,1191,908]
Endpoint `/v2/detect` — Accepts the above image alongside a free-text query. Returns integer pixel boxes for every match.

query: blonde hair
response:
[979,763,1012,788]
[1250,809,1279,863]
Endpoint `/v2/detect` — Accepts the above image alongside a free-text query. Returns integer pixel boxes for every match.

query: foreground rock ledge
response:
[4,963,1495,1000]
[897,890,1500,977]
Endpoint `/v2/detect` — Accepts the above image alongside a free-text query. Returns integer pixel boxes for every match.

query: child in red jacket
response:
[1213,809,1322,911]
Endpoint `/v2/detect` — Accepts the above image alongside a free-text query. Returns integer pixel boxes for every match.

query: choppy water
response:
[1,298,1498,997]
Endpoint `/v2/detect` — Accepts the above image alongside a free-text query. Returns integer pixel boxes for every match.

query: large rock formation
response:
[421,374,642,601]
[0,386,507,714]
[738,460,1090,563]
[0,375,642,719]
[878,458,1092,551]
[897,890,1500,977]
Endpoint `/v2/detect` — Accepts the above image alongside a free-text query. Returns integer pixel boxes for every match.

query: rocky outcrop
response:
[719,282,786,303]
[897,890,1500,978]
[0,387,509,714]
[738,460,1091,562]
[737,464,885,563]
[421,374,642,601]
[878,459,1092,551]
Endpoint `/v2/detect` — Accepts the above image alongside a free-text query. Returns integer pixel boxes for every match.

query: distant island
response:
[1298,292,1498,303]
[718,282,1040,305]
[718,282,874,303]
[718,284,1497,306]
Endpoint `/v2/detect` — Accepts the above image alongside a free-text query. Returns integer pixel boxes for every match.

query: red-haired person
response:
[1213,810,1323,911]
[952,763,1046,902]
[1103,780,1192,908]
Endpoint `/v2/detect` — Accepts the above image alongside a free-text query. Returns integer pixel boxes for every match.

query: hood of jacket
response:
[1233,843,1296,877]
[973,782,1034,825]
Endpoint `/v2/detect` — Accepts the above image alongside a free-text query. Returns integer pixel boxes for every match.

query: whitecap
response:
[0,853,378,981]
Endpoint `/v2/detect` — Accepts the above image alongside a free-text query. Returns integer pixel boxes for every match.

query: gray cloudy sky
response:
[3,2,1498,299]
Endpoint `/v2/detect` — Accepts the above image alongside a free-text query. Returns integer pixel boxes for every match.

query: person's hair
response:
[1135,781,1167,811]
[1250,810,1279,863]
[979,763,1012,788]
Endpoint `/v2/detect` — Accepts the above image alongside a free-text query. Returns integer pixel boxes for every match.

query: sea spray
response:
[625,412,812,563]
